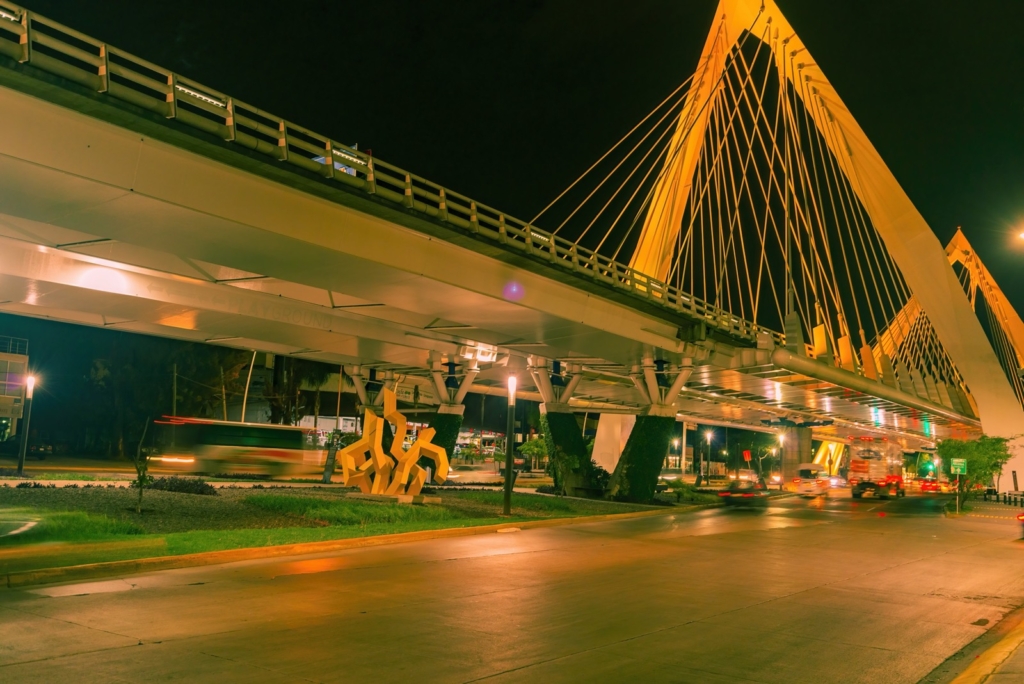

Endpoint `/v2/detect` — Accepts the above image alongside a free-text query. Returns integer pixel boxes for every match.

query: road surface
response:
[1,495,1022,683]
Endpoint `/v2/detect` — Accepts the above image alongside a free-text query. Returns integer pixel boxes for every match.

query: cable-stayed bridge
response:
[0,0,1019,486]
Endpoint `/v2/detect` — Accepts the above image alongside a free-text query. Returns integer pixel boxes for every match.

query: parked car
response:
[719,480,770,507]
[28,442,52,459]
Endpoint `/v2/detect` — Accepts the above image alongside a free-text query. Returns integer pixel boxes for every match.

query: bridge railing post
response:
[165,73,177,119]
[98,44,109,93]
[18,9,30,64]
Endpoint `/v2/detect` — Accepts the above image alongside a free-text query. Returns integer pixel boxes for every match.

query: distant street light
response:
[17,375,37,477]
[503,374,517,515]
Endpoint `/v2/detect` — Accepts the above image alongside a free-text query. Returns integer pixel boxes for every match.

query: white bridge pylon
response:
[620,1,1022,451]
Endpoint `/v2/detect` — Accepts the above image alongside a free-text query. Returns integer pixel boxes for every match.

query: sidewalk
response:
[952,618,1024,683]
[962,501,1024,522]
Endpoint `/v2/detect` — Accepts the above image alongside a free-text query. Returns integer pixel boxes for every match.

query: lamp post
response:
[777,433,786,490]
[503,374,517,515]
[699,429,713,486]
[16,375,36,477]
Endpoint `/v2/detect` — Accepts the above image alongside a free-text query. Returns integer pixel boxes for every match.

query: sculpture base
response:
[346,493,442,505]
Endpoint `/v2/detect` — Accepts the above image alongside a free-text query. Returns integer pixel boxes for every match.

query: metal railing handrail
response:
[0,2,784,347]
[0,335,28,355]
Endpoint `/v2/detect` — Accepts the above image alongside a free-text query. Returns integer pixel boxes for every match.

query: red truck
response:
[848,440,905,499]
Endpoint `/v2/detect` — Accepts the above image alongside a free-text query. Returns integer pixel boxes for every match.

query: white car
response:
[792,463,828,498]
[728,468,760,482]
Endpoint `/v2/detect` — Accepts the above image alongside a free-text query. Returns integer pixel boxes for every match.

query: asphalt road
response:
[1,495,1022,683]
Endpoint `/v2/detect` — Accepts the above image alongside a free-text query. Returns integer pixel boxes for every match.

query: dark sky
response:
[17,1,1024,306]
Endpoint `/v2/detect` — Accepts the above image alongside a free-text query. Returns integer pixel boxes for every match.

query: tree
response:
[937,436,1011,509]
[518,436,548,471]
[85,335,250,457]
[130,419,153,514]
[266,357,334,425]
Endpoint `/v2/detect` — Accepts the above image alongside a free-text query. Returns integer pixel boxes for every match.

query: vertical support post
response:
[681,421,688,474]
[503,375,517,515]
[322,430,340,484]
[225,98,237,142]
[324,139,335,179]
[277,120,289,161]
[16,376,34,477]
[98,44,109,93]
[18,10,30,63]
[403,174,414,208]
[336,365,343,431]
[240,351,256,422]
[165,73,177,119]
[438,188,449,221]
[366,156,377,194]
[220,367,227,421]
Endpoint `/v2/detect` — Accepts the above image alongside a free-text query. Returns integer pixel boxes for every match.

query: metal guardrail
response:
[0,3,785,347]
[0,335,28,355]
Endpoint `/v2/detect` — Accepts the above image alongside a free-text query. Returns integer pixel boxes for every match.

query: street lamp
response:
[16,375,36,477]
[503,374,517,515]
[699,429,713,485]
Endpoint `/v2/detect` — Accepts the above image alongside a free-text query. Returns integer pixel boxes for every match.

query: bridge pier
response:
[781,426,813,482]
[531,357,601,496]
[540,403,600,496]
[607,406,676,502]
[592,414,636,474]
[427,357,478,459]
[607,357,693,502]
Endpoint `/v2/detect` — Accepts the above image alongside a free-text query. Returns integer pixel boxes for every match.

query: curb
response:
[950,618,1024,684]
[4,504,713,589]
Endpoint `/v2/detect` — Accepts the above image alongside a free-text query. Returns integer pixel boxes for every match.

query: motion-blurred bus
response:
[154,417,327,476]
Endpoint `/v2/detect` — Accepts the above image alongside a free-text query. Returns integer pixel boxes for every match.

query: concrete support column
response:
[428,403,464,462]
[428,358,477,460]
[608,408,676,502]
[541,402,598,496]
[781,426,812,481]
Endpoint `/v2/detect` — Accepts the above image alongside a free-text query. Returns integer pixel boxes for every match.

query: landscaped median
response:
[1,483,705,588]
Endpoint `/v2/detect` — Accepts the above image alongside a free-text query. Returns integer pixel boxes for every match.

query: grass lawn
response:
[0,485,656,575]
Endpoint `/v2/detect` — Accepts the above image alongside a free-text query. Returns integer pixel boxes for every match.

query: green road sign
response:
[951,458,967,475]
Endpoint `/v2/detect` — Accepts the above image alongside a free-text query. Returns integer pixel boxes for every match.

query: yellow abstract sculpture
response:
[337,388,449,497]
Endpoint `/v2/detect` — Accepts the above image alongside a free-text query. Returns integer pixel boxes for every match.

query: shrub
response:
[662,479,721,504]
[16,481,55,489]
[148,476,218,496]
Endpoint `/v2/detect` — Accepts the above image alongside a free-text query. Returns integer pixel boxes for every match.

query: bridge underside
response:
[0,38,981,452]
